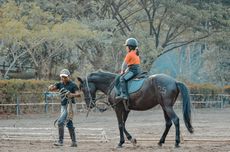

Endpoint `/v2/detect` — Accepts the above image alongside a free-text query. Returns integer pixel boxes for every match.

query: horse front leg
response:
[117,123,125,147]
[123,110,137,146]
[115,109,125,148]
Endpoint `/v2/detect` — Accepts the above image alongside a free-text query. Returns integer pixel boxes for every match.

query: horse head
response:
[77,77,97,109]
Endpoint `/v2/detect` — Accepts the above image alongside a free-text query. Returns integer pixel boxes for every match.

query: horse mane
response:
[88,70,118,83]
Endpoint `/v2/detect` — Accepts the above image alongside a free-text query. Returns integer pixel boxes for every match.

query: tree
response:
[0,1,30,78]
[0,1,95,79]
[1,0,229,83]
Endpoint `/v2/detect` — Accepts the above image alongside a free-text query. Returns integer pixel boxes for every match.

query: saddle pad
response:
[127,78,145,94]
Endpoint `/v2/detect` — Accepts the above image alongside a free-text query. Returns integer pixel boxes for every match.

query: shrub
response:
[187,83,222,95]
[224,85,230,94]
[0,79,54,104]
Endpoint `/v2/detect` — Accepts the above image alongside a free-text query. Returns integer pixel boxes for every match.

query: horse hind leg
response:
[158,110,172,146]
[163,107,180,147]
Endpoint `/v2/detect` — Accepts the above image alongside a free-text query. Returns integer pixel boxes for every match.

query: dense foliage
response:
[0,0,229,86]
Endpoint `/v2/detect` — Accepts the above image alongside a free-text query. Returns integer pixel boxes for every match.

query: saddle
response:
[116,72,148,94]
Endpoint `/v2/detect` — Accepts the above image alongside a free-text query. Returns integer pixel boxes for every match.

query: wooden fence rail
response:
[0,92,229,116]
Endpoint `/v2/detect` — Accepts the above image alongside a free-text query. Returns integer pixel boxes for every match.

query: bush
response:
[0,79,54,104]
[187,83,222,95]
[0,79,56,114]
[224,85,230,94]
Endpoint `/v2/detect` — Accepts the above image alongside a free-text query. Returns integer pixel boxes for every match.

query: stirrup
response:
[115,94,128,100]
[115,96,124,100]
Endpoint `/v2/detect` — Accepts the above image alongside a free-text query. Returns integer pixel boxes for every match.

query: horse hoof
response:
[158,140,164,147]
[131,138,137,146]
[158,142,163,147]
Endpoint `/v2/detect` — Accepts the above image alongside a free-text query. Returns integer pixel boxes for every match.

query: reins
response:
[85,76,110,117]
[84,75,121,117]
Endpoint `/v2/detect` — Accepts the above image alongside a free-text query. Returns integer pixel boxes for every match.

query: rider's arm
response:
[121,61,128,74]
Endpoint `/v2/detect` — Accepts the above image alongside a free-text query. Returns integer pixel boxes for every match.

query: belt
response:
[128,64,140,68]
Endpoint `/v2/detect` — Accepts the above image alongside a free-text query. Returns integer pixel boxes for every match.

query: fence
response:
[0,92,229,116]
[190,93,229,108]
[0,92,108,116]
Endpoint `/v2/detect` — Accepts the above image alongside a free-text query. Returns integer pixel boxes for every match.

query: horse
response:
[77,70,193,148]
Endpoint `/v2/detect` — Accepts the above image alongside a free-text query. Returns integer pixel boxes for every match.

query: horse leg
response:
[164,107,180,147]
[123,110,137,146]
[158,110,172,146]
[115,109,125,148]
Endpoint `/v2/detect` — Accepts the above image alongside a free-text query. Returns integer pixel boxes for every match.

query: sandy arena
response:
[1,107,230,152]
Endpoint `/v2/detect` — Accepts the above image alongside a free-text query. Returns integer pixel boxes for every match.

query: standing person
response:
[115,38,141,100]
[48,69,80,147]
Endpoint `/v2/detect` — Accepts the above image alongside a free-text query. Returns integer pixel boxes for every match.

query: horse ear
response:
[77,77,83,84]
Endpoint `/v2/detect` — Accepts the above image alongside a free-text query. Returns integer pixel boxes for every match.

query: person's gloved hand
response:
[59,88,70,99]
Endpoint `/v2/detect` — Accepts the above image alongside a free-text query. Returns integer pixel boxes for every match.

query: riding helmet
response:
[124,38,138,47]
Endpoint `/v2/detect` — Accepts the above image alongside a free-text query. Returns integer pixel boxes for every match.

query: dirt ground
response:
[1,107,230,152]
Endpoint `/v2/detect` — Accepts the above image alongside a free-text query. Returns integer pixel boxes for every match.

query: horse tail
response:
[176,81,194,133]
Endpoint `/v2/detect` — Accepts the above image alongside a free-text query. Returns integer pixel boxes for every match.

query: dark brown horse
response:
[77,70,193,148]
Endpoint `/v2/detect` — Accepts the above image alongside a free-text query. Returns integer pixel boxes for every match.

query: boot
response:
[68,127,77,147]
[114,75,121,96]
[54,125,64,146]
[115,80,128,100]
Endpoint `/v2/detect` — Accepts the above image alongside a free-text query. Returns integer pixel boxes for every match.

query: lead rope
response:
[54,88,71,127]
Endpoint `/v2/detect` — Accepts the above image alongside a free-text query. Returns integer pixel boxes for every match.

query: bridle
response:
[83,75,123,117]
[84,76,108,117]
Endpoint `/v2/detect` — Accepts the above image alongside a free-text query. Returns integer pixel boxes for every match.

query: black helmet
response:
[124,38,138,47]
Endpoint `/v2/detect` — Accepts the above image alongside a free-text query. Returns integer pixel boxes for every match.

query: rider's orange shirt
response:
[124,51,140,66]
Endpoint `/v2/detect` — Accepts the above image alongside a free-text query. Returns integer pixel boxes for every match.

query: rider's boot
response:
[68,127,77,147]
[115,80,128,100]
[116,80,129,111]
[54,125,64,146]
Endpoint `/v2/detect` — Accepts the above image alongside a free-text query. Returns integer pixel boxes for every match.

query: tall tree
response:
[0,1,95,79]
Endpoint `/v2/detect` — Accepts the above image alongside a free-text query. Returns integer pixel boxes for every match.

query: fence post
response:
[51,93,54,113]
[44,92,48,113]
[220,94,223,109]
[16,94,20,116]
